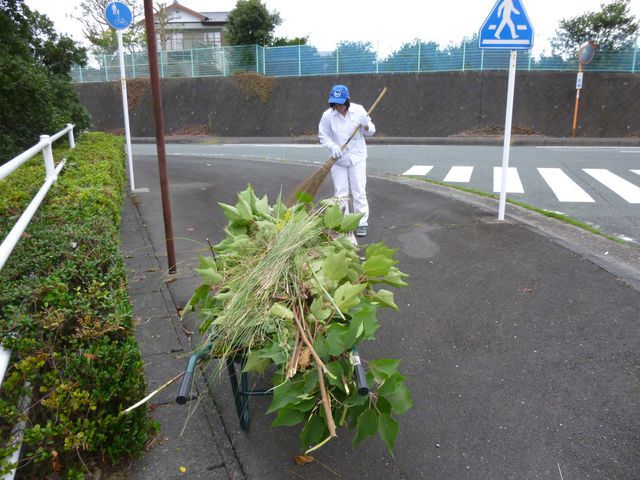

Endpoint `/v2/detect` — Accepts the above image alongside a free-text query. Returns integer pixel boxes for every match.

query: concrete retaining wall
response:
[75,71,640,138]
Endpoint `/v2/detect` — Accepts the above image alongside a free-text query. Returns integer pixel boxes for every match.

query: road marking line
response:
[402,165,433,176]
[443,166,473,183]
[632,170,640,176]
[493,167,524,193]
[583,169,640,203]
[537,168,594,202]
[536,146,638,150]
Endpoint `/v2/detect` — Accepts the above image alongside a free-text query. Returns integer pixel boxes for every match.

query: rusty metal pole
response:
[143,0,177,273]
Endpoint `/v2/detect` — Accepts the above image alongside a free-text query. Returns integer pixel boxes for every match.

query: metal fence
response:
[71,42,640,83]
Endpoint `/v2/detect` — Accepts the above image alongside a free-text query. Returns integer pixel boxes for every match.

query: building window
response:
[203,31,221,47]
[169,32,183,51]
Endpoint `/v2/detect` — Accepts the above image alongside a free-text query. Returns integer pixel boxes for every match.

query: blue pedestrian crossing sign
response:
[479,0,534,50]
[105,1,133,30]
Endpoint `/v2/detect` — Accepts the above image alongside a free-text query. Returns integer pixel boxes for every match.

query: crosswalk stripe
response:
[537,168,595,202]
[402,165,433,176]
[493,167,524,193]
[583,169,640,204]
[632,170,640,176]
[443,166,473,183]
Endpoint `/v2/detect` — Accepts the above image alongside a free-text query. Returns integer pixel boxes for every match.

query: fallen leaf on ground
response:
[294,454,315,465]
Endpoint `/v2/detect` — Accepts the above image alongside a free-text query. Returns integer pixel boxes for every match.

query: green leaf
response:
[254,194,270,217]
[238,185,257,210]
[375,396,393,415]
[267,379,305,413]
[310,298,331,322]
[351,303,380,340]
[369,359,401,381]
[182,284,210,314]
[333,282,366,311]
[269,303,294,320]
[218,203,242,222]
[300,414,327,449]
[237,196,253,221]
[323,250,348,281]
[198,255,216,269]
[271,407,306,427]
[381,267,409,288]
[312,334,329,360]
[323,203,343,229]
[302,370,318,393]
[242,349,271,373]
[382,382,413,414]
[343,315,364,347]
[258,341,288,364]
[295,191,314,204]
[325,324,350,356]
[365,242,397,260]
[194,267,222,286]
[372,289,399,311]
[363,255,397,277]
[353,408,378,448]
[326,361,345,390]
[339,213,363,232]
[378,413,399,455]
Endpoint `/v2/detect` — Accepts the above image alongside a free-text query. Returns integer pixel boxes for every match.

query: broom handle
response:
[338,86,388,152]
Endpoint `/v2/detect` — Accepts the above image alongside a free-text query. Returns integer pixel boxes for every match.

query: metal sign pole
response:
[571,62,583,138]
[498,50,518,221]
[117,30,136,191]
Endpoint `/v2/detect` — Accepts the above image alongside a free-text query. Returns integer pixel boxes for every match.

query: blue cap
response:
[328,85,349,104]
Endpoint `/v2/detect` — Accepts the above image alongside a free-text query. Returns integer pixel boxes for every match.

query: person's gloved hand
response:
[331,144,343,159]
[359,114,370,127]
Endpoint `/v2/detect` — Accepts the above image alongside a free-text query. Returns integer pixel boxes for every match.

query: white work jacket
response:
[318,103,376,167]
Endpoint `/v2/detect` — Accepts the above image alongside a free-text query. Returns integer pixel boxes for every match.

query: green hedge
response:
[0,132,150,478]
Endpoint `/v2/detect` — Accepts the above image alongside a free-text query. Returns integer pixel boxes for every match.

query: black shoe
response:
[355,226,367,237]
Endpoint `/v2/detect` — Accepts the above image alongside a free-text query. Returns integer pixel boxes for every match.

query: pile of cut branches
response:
[184,186,411,453]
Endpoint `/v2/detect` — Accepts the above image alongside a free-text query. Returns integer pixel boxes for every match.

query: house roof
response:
[145,2,229,25]
[201,12,229,23]
[165,2,207,21]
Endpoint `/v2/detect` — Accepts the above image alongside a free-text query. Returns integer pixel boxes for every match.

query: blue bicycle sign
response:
[105,1,133,30]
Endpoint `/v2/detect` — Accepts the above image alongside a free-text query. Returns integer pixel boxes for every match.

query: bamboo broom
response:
[285,86,388,207]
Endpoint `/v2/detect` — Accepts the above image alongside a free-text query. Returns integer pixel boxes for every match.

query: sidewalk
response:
[120,197,243,479]
[120,153,640,479]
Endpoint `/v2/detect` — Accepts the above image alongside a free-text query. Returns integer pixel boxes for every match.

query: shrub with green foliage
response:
[0,132,150,478]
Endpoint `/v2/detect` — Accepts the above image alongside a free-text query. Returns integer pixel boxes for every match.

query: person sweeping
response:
[318,84,376,237]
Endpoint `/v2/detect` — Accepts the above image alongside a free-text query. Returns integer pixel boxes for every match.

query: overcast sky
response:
[24,0,640,56]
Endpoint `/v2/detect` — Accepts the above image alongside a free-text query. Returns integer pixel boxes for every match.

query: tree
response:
[551,0,639,56]
[271,36,308,47]
[154,2,179,52]
[334,41,376,74]
[0,0,90,162]
[225,0,281,46]
[71,0,145,55]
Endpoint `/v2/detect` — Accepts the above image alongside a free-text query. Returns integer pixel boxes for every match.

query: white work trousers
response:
[330,161,368,226]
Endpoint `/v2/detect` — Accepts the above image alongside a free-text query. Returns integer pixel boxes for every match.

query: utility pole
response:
[143,0,177,273]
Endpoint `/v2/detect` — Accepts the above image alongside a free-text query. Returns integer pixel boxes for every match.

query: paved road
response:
[132,143,640,244]
[127,151,640,480]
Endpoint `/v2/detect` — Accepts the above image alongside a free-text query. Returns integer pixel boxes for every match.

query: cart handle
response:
[176,344,211,404]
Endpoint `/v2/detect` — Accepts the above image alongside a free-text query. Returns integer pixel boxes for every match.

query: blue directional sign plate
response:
[479,0,534,50]
[105,1,133,30]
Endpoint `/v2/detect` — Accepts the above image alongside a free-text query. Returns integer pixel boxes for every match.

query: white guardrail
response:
[0,124,75,480]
